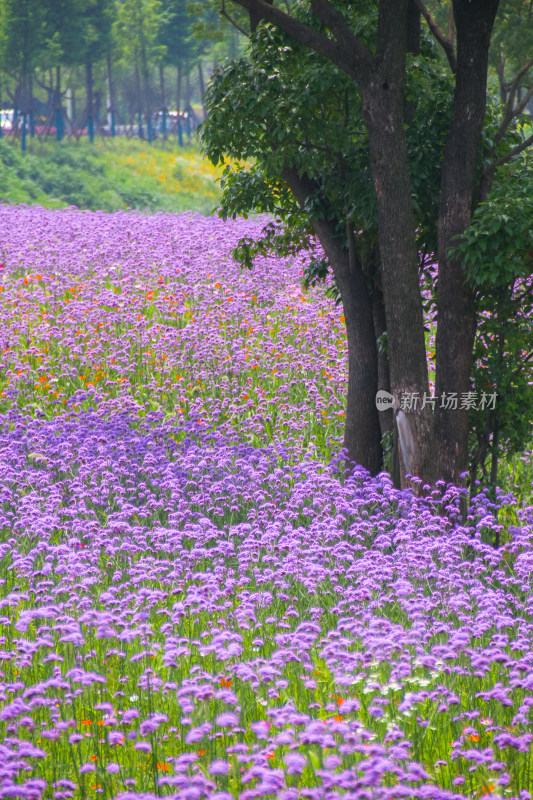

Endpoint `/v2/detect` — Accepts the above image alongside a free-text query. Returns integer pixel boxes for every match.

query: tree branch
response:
[490,65,533,151]
[492,131,533,169]
[227,0,372,82]
[309,0,373,71]
[220,1,250,38]
[513,84,533,119]
[496,51,507,104]
[412,0,457,73]
[506,56,533,113]
[480,127,533,202]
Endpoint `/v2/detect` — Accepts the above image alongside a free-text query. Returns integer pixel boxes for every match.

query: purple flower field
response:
[0,206,532,800]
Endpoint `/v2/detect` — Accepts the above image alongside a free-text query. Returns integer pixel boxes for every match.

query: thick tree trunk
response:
[434,0,500,485]
[370,278,392,443]
[360,2,434,486]
[338,246,383,476]
[283,168,383,475]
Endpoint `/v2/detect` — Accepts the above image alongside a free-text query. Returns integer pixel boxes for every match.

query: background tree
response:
[158,0,198,140]
[0,0,47,148]
[38,0,89,140]
[75,0,114,142]
[113,0,166,141]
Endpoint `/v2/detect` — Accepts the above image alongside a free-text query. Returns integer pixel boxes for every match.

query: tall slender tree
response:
[114,0,165,141]
[0,0,47,148]
[77,0,114,141]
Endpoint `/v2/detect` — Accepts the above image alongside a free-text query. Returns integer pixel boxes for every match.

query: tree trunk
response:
[134,58,143,136]
[198,62,206,120]
[185,64,191,137]
[28,73,34,137]
[107,51,116,136]
[283,168,383,475]
[370,277,393,443]
[159,63,167,138]
[140,41,152,142]
[434,0,500,485]
[360,2,434,486]
[86,61,94,143]
[159,63,165,107]
[185,65,191,108]
[176,65,183,145]
[55,65,63,141]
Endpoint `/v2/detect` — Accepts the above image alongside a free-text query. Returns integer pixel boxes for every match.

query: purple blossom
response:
[214,712,238,728]
[208,760,230,776]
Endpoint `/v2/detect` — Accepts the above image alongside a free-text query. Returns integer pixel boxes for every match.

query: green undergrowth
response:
[0,137,222,214]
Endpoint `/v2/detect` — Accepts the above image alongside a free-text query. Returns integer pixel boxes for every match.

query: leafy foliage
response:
[453,148,533,484]
[202,19,454,285]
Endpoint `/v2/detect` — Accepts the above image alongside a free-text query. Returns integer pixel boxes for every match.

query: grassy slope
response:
[0,136,222,214]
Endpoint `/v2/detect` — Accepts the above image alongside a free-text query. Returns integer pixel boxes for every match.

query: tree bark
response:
[360,2,434,486]
[370,277,393,443]
[434,0,500,484]
[283,168,383,475]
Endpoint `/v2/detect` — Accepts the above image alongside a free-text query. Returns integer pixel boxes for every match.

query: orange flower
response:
[197,749,206,756]
[220,677,232,688]
[266,753,275,759]
[81,720,93,726]
[157,763,170,772]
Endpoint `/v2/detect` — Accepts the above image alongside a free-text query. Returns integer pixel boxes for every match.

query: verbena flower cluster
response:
[0,206,346,457]
[0,206,532,800]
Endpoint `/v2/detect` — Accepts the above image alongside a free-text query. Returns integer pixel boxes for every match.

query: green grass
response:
[0,136,222,214]
[499,448,533,505]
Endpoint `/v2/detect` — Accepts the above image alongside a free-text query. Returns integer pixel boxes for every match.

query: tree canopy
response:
[202,0,533,489]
